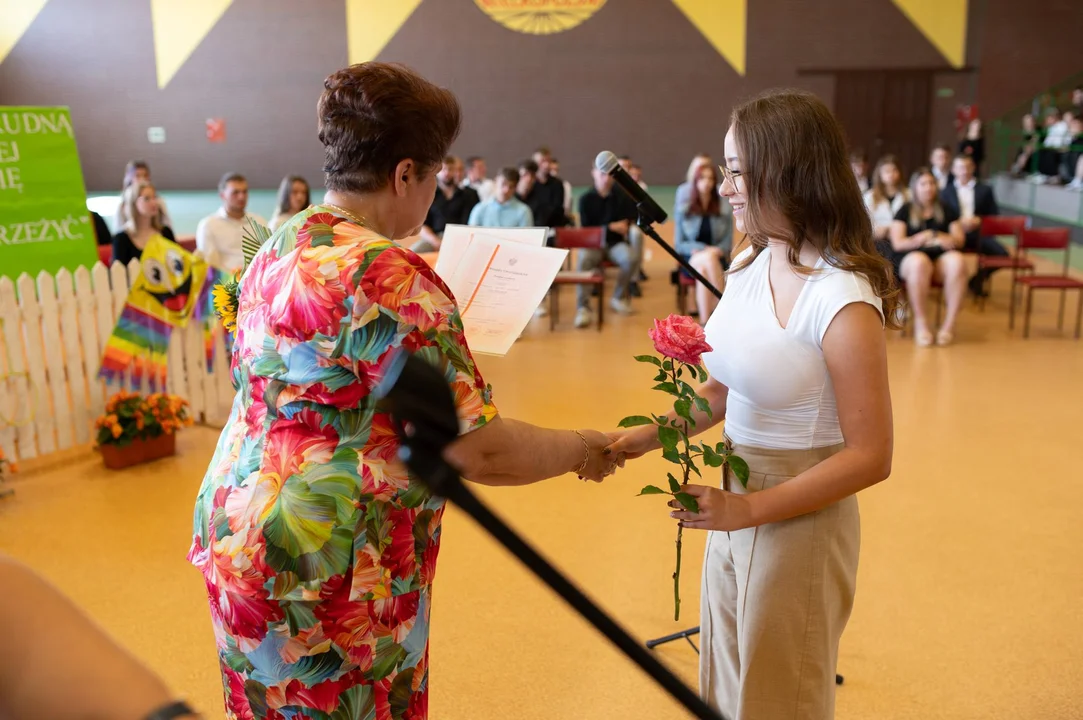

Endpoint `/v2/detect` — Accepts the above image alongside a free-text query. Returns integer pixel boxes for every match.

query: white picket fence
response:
[0,261,234,464]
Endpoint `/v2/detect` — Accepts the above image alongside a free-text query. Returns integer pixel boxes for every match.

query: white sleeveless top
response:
[702,247,883,450]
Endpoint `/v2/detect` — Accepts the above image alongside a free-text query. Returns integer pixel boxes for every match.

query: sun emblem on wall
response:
[474,0,608,35]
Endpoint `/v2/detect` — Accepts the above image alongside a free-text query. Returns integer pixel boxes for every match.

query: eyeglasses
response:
[718,165,744,186]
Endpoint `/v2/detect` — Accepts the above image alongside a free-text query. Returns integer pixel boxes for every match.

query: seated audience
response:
[1037,108,1073,179]
[550,158,575,218]
[863,154,908,261]
[629,163,647,191]
[269,175,310,231]
[1011,114,1039,176]
[414,156,479,253]
[530,147,568,227]
[850,149,870,193]
[890,168,967,347]
[1060,116,1083,186]
[468,167,534,227]
[111,181,176,266]
[673,163,731,324]
[613,154,647,292]
[957,118,985,175]
[575,166,638,327]
[195,172,265,274]
[941,154,1005,296]
[114,160,172,231]
[462,155,495,203]
[930,144,954,190]
[675,154,712,208]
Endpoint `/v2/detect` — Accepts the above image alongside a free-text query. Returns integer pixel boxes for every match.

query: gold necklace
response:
[322,203,369,227]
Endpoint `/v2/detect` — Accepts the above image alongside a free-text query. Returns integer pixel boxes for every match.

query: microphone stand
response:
[633,204,722,300]
[378,352,727,720]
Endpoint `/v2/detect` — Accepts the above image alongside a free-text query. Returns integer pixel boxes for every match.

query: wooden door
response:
[833,70,933,178]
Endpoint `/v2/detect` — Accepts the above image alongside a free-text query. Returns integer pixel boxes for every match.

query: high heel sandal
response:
[936,328,954,346]
[915,327,934,347]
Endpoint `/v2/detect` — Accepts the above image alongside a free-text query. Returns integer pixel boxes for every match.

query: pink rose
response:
[649,314,713,366]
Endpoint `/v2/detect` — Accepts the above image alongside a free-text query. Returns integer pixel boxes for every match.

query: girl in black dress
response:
[890,168,966,347]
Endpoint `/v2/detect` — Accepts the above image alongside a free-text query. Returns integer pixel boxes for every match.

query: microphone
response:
[595,151,668,224]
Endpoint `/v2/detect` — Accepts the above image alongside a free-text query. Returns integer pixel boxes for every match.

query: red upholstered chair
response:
[176,236,197,253]
[676,271,696,315]
[976,215,1032,309]
[550,227,606,331]
[97,244,112,266]
[1013,227,1083,338]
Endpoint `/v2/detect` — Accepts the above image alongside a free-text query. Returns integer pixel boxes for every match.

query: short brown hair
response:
[730,89,899,327]
[318,62,461,193]
[498,167,520,185]
[218,172,246,193]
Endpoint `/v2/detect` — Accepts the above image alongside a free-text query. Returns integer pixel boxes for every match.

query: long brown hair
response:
[907,168,945,228]
[122,181,164,235]
[276,175,311,215]
[869,154,906,208]
[728,89,899,327]
[688,164,722,216]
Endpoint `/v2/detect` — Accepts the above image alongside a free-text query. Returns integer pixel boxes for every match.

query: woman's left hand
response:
[668,485,754,531]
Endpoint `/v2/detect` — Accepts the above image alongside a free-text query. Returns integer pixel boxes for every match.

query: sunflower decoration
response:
[213,218,272,333]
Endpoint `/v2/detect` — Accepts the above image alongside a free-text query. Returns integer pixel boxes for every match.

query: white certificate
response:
[444,234,568,356]
[435,224,548,279]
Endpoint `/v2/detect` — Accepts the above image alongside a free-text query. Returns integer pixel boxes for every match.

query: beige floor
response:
[2,244,1082,720]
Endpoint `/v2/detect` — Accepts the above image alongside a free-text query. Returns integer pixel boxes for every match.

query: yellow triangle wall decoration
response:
[891,0,968,68]
[151,0,234,89]
[346,0,424,65]
[670,0,746,76]
[0,0,51,67]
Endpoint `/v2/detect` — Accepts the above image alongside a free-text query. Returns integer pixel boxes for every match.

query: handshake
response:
[575,426,655,482]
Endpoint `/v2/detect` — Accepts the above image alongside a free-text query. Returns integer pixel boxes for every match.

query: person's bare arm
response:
[444,416,614,485]
[0,555,201,720]
[418,225,441,248]
[890,220,926,252]
[943,220,966,249]
[605,376,729,460]
[608,219,631,235]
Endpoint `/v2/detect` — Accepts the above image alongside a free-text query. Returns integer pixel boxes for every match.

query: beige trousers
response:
[699,439,860,720]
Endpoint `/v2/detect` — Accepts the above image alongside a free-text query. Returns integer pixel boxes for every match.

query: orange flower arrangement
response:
[94,391,193,448]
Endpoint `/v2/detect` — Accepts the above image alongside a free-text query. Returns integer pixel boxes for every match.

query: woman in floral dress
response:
[188,63,617,720]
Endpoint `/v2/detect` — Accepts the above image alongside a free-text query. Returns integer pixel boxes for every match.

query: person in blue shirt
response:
[468,167,535,228]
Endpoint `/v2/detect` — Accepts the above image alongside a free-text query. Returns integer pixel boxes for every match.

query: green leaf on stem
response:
[638,485,667,495]
[673,398,694,427]
[617,415,654,428]
[676,365,684,379]
[702,445,724,468]
[662,447,680,464]
[657,426,679,453]
[688,463,702,477]
[729,455,751,487]
[674,492,700,513]
[697,364,708,382]
[668,473,681,494]
[688,444,701,454]
[634,355,662,367]
[654,369,668,382]
[663,359,673,371]
[693,395,712,421]
[652,382,679,395]
[651,413,667,425]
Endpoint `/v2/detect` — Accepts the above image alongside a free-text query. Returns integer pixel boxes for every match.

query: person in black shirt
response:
[941,154,1005,296]
[413,156,479,253]
[573,167,638,328]
[91,211,112,246]
[957,118,985,176]
[111,181,177,266]
[889,168,967,347]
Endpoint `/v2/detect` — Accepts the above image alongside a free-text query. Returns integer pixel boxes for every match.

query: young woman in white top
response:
[863,154,908,244]
[608,90,896,720]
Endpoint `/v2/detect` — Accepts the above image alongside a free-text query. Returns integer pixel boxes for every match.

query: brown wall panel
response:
[1,0,1078,190]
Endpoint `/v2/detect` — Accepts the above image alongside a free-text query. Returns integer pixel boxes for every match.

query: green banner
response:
[0,106,98,281]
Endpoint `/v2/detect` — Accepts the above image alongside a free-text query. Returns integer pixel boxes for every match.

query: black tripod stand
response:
[374,350,728,720]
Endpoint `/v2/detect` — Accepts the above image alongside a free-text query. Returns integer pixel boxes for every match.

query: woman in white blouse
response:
[608,90,896,720]
[863,154,908,244]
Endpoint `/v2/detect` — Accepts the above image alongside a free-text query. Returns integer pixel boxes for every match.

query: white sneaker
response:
[534,304,549,318]
[1067,178,1083,191]
[574,307,593,328]
[609,297,634,315]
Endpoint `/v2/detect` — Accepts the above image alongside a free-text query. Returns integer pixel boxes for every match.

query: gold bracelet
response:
[572,430,590,475]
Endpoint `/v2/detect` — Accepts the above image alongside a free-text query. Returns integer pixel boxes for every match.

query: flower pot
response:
[100,433,177,470]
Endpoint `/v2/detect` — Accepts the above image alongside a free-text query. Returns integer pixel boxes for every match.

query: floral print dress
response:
[188,206,497,720]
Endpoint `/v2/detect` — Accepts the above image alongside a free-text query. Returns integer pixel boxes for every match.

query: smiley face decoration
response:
[99,234,210,389]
